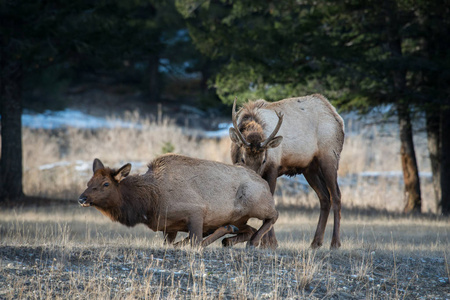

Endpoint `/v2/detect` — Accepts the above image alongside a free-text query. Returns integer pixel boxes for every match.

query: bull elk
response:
[78,154,278,248]
[229,94,345,249]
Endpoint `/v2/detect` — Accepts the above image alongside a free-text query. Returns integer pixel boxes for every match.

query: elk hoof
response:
[222,238,232,247]
[260,235,278,249]
[246,240,259,248]
[310,241,322,249]
[260,241,278,250]
[330,240,341,249]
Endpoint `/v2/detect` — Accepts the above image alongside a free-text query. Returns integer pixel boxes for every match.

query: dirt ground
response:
[1,244,449,299]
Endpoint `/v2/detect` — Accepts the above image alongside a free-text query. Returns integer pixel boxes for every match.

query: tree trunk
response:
[426,109,441,213]
[0,61,24,201]
[440,106,450,215]
[397,103,421,213]
[384,0,422,213]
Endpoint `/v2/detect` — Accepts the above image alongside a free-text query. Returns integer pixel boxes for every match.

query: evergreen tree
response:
[176,0,334,104]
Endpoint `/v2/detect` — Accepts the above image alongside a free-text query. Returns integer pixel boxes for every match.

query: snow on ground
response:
[202,122,232,138]
[22,109,144,130]
[20,105,396,136]
[37,160,147,174]
[21,109,231,137]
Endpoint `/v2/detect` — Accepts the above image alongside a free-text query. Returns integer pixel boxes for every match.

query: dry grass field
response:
[1,110,449,299]
[0,205,448,299]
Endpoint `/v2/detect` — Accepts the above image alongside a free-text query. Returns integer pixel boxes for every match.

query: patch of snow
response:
[22,109,143,129]
[21,109,233,138]
[149,268,167,274]
[280,174,309,186]
[203,123,232,138]
[173,270,187,275]
[74,160,91,172]
[39,161,72,170]
[38,160,147,174]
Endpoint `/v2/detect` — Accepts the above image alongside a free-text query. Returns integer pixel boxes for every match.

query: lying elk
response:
[229,94,345,248]
[78,154,278,248]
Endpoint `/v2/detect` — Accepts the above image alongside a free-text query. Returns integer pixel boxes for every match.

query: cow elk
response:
[78,154,278,248]
[229,94,345,249]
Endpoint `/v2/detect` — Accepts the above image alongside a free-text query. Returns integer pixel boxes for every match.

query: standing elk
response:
[78,154,278,248]
[229,94,345,249]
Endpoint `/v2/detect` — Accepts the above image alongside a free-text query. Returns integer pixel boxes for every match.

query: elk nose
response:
[78,195,87,205]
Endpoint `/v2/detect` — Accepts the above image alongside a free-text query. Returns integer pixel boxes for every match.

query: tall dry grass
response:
[18,110,436,213]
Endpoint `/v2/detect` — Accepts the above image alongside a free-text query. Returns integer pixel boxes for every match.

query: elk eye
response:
[241,158,245,163]
[263,159,266,164]
[103,182,109,187]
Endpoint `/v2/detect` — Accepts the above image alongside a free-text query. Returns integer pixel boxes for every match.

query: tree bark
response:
[384,0,422,213]
[397,103,421,213]
[440,106,450,215]
[426,109,441,213]
[0,60,24,201]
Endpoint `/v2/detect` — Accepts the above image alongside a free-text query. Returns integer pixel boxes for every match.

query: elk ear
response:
[265,136,283,149]
[229,128,243,146]
[114,163,131,182]
[93,158,105,173]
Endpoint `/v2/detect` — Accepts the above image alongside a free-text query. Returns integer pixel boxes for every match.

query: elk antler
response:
[260,110,284,148]
[232,97,251,147]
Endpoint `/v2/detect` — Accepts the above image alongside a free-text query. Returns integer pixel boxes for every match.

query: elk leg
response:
[304,167,331,249]
[247,211,278,248]
[173,229,230,248]
[222,225,257,247]
[201,225,239,247]
[187,217,203,247]
[319,157,342,249]
[262,167,278,195]
[163,232,177,245]
[331,183,342,248]
[260,227,278,249]
[260,168,279,248]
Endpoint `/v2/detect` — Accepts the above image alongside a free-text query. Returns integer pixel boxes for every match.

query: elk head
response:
[78,158,131,209]
[229,97,284,174]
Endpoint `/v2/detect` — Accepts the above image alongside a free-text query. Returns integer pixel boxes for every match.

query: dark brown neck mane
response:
[238,100,267,150]
[98,172,160,228]
[238,100,266,131]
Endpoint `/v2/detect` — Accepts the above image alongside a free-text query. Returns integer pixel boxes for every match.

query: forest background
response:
[1,0,449,215]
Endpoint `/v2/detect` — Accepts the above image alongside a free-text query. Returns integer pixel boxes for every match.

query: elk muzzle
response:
[78,195,91,207]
